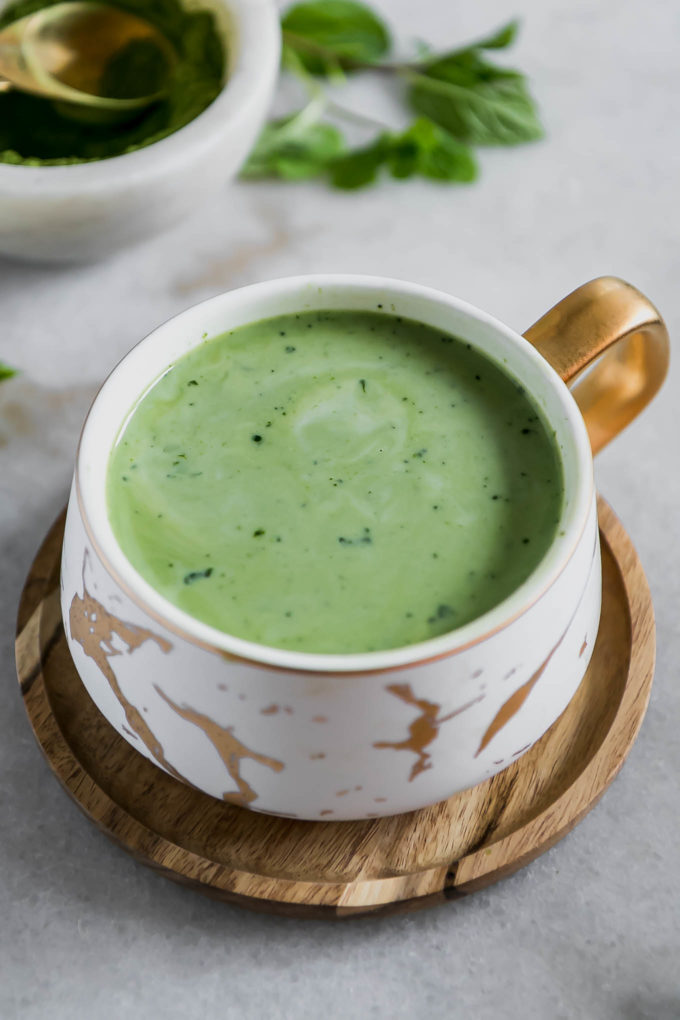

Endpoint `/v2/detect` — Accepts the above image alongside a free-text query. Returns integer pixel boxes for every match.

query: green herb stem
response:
[325,100,391,133]
[244,3,541,188]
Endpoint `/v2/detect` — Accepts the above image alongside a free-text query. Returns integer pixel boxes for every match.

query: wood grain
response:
[15,498,655,919]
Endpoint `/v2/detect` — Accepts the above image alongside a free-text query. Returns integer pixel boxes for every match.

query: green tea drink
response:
[107,311,563,654]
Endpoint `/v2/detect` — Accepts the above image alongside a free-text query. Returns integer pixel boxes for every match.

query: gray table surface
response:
[2,1,679,1017]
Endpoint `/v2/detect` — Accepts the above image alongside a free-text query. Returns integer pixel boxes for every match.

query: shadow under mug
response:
[61,275,669,820]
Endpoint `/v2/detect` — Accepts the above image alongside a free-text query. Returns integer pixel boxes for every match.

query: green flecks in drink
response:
[107,310,564,654]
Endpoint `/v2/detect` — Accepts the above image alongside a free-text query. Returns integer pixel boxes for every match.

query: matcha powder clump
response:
[0,0,225,165]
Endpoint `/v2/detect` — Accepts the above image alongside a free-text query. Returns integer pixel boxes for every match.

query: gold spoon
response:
[0,2,176,121]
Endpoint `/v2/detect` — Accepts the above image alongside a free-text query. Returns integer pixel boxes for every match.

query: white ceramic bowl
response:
[61,274,657,821]
[0,0,280,263]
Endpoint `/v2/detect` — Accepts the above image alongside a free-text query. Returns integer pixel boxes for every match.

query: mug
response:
[61,275,669,820]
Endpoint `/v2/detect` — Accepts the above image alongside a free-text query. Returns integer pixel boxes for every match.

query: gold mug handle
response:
[524,276,670,454]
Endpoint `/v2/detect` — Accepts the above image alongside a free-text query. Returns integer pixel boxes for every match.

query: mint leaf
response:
[387,119,477,181]
[469,19,519,51]
[242,111,345,180]
[415,48,523,91]
[409,71,542,146]
[329,119,476,188]
[417,20,520,78]
[282,1,391,74]
[407,21,542,146]
[0,361,17,381]
[329,137,387,188]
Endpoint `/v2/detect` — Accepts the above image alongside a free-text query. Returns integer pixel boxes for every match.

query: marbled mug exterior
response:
[61,276,600,820]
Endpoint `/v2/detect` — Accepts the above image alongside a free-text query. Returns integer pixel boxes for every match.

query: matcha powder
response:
[0,0,225,165]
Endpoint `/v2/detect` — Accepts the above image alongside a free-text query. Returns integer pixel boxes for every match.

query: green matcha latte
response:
[107,310,563,655]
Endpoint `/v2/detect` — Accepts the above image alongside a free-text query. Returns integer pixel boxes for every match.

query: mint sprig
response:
[0,361,17,381]
[243,2,542,188]
[330,118,478,189]
[407,21,543,146]
[242,105,345,181]
[281,0,390,75]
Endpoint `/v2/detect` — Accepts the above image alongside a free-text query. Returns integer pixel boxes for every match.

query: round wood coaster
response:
[16,497,655,919]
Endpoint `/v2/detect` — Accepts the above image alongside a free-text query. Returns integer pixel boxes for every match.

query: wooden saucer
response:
[16,497,655,919]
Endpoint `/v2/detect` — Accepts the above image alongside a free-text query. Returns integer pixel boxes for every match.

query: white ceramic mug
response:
[61,275,669,820]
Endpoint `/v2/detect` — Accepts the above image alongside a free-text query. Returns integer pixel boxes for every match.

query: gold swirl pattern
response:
[374,684,484,781]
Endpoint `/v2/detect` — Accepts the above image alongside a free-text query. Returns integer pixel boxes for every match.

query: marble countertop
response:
[2,0,679,1016]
